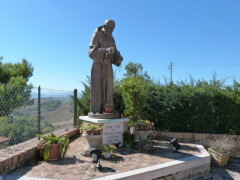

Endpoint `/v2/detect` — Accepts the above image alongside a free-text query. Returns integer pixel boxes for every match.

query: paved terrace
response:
[7,135,200,180]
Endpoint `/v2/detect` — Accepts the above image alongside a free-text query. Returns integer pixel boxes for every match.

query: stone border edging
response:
[93,144,210,180]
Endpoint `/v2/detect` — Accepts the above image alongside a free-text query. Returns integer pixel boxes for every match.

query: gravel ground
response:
[199,158,240,180]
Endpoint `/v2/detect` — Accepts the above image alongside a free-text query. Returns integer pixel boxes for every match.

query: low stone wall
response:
[153,131,240,158]
[0,127,79,175]
[156,164,210,180]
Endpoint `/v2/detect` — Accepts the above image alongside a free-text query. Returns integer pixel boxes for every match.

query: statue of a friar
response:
[88,19,123,114]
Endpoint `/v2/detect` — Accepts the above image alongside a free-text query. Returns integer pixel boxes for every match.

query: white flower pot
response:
[135,130,152,143]
[104,152,111,159]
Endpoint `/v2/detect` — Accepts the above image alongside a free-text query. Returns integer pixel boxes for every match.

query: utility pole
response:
[168,62,173,84]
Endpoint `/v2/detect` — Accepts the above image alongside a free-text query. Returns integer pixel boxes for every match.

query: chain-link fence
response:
[0,83,80,150]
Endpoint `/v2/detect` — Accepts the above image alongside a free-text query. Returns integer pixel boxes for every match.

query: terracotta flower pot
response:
[138,125,149,131]
[93,129,101,135]
[48,144,60,161]
[105,107,113,113]
[86,129,101,135]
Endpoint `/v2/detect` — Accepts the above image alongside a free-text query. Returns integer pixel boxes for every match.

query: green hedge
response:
[143,80,240,134]
[116,63,240,135]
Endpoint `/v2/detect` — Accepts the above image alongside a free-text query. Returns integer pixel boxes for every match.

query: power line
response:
[176,63,240,67]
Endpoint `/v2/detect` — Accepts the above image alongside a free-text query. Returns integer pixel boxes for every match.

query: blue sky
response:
[0,0,240,91]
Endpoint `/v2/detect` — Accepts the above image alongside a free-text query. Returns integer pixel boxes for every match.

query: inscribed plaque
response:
[102,122,123,146]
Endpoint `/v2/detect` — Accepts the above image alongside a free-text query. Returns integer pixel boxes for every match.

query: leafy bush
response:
[123,132,135,146]
[144,79,240,134]
[120,62,151,125]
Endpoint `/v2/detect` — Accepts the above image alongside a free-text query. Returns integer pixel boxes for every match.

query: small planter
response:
[133,120,154,131]
[37,133,69,162]
[99,144,117,159]
[80,123,103,136]
[135,130,152,143]
[105,107,113,113]
[104,152,111,159]
[208,148,231,167]
[104,102,113,113]
[81,134,102,157]
[86,129,101,135]
[137,125,148,131]
[48,144,60,161]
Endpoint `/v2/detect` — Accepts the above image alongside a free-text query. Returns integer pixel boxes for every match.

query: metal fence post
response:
[73,89,77,127]
[38,86,41,139]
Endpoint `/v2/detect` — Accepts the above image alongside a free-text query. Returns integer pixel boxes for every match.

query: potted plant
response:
[104,102,113,113]
[36,133,69,161]
[79,122,103,135]
[133,120,154,131]
[99,144,117,159]
[141,139,153,152]
[133,120,154,144]
[208,140,233,167]
[123,132,135,148]
[80,123,103,157]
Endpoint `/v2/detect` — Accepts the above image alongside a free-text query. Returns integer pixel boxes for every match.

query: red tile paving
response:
[8,135,200,180]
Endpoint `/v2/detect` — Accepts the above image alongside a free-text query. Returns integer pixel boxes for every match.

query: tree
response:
[77,76,91,116]
[120,62,151,124]
[0,58,33,116]
[124,62,150,80]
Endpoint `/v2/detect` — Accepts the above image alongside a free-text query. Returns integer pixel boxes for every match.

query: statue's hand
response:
[105,47,115,57]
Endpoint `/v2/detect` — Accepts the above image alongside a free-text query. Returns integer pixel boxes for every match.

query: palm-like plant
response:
[36,133,69,161]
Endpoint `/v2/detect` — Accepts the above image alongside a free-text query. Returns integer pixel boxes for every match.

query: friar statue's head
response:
[102,19,115,37]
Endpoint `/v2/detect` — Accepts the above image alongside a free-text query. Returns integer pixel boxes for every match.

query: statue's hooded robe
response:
[89,26,116,113]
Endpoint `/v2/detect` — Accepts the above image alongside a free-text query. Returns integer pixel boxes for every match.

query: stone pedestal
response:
[135,130,152,144]
[88,112,120,119]
[81,134,102,156]
[79,116,129,154]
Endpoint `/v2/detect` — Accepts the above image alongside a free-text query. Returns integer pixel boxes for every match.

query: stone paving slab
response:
[8,135,200,180]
